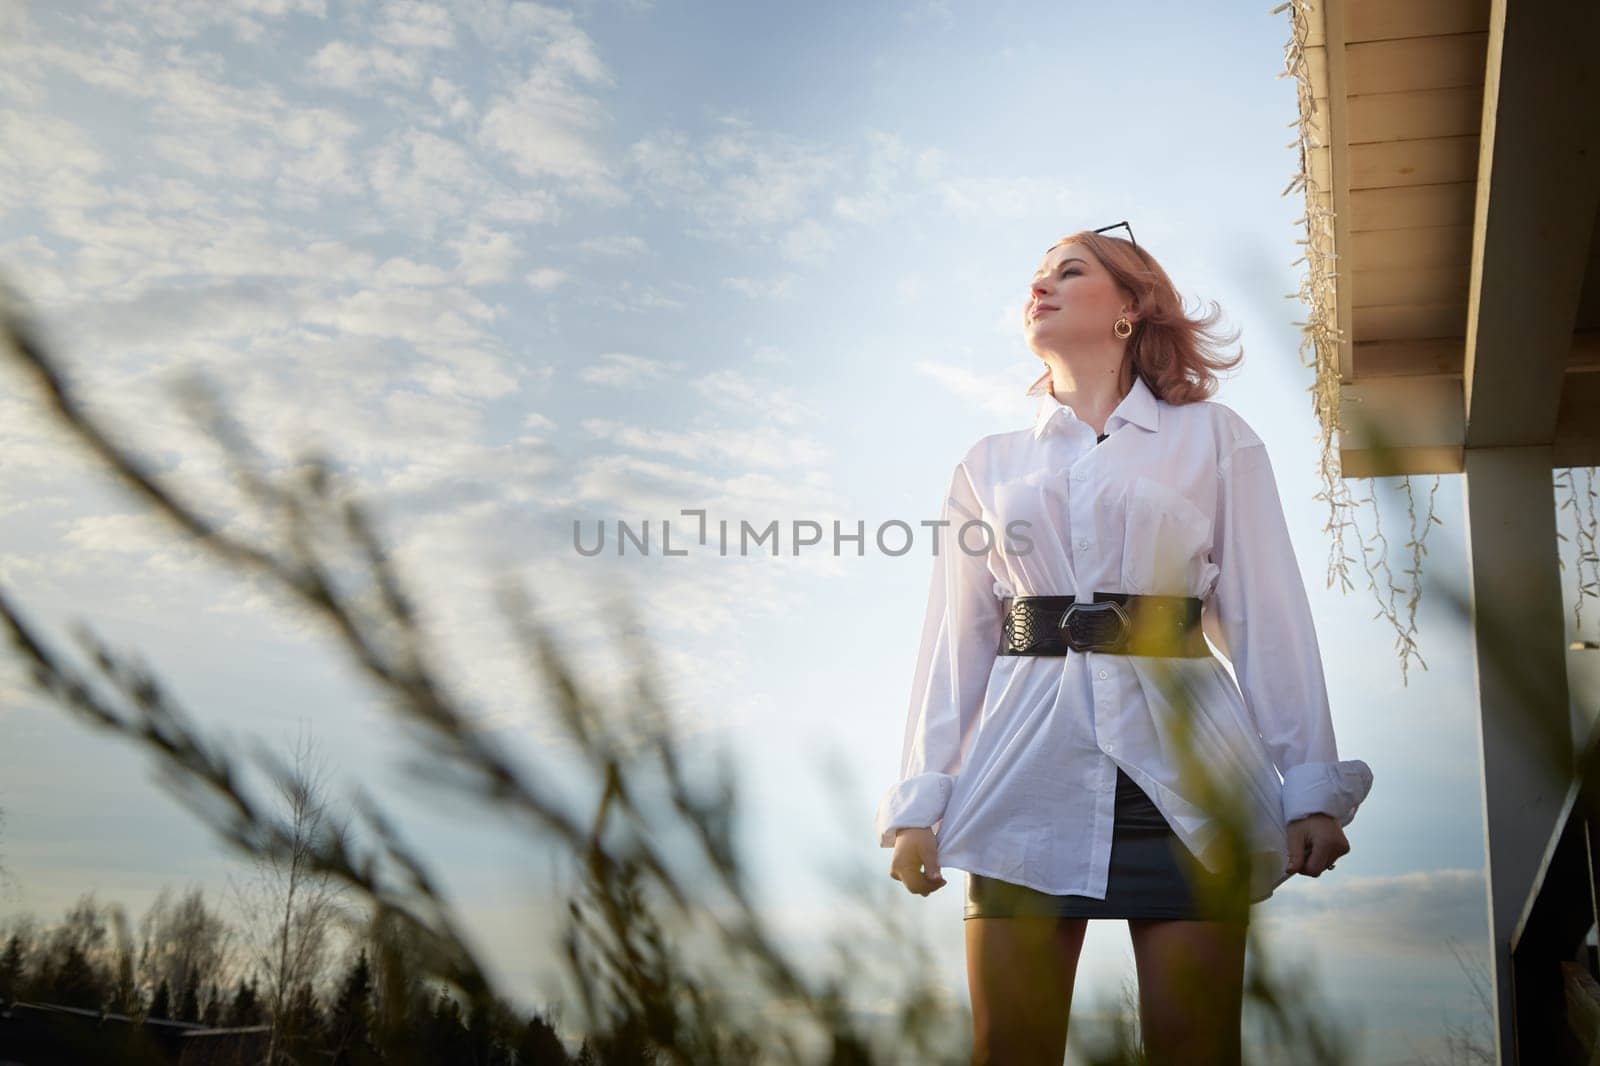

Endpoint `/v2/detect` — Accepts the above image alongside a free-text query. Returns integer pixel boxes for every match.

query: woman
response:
[874,226,1374,1065]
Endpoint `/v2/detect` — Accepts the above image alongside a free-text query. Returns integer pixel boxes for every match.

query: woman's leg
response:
[965,915,1089,1066]
[1127,914,1249,1065]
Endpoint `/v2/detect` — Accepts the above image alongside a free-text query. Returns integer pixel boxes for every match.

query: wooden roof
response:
[1299,0,1600,476]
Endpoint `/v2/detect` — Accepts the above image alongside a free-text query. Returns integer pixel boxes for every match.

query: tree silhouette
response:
[108,905,140,1015]
[0,932,25,1002]
[46,943,100,1008]
[228,972,265,1026]
[202,978,224,1026]
[179,962,201,1022]
[135,886,234,1027]
[327,948,378,1066]
[223,722,352,1064]
[148,977,170,1021]
[277,977,326,1064]
[515,1011,573,1065]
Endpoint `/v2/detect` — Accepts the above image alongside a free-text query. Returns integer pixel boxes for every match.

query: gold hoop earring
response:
[1113,316,1133,339]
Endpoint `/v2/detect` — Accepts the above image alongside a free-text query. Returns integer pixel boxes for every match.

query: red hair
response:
[1024,230,1242,404]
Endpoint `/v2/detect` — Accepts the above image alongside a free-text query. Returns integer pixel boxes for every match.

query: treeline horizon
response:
[0,883,647,1064]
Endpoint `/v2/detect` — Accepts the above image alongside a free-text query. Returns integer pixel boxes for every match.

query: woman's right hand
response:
[889,827,947,895]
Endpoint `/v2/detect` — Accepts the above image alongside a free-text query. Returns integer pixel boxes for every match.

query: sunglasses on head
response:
[1091,220,1137,248]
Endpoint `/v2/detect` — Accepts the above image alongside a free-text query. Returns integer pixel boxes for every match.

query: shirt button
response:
[1072,470,1085,481]
[1097,669,1108,680]
[1077,538,1089,550]
[1104,742,1116,753]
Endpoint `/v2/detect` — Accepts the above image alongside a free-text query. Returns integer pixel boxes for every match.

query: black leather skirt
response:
[963,767,1243,921]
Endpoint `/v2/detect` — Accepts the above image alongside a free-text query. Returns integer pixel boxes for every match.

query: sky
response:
[5,0,1596,1061]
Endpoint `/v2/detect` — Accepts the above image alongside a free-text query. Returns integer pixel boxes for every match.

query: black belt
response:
[998,593,1211,657]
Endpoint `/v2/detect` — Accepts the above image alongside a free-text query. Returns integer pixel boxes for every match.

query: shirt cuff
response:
[875,772,955,848]
[1281,759,1374,827]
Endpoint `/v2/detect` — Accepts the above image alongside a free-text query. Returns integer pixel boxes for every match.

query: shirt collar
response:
[1031,373,1160,441]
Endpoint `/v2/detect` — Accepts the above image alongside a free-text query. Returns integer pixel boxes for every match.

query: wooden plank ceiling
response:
[1300,0,1600,477]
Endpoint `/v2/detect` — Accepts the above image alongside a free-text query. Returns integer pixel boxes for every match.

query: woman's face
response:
[1024,242,1131,348]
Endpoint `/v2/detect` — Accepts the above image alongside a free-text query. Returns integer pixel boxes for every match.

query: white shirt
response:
[874,373,1374,904]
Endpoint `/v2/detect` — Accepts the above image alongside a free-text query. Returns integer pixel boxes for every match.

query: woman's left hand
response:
[1285,813,1349,877]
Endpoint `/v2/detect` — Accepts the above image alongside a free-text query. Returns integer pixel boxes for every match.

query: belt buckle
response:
[1059,599,1132,651]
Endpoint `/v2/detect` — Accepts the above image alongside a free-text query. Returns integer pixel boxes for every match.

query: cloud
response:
[306,40,426,91]
[1254,867,1489,958]
[575,234,650,258]
[627,120,846,252]
[914,361,1035,418]
[472,13,623,205]
[375,1,456,50]
[830,130,928,225]
[478,69,616,191]
[376,257,454,287]
[779,219,835,265]
[428,76,473,123]
[691,367,815,428]
[934,174,1077,220]
[577,352,679,387]
[61,512,204,572]
[41,278,307,352]
[449,221,521,285]
[567,454,842,546]
[371,128,530,232]
[580,418,829,472]
[95,0,329,45]
[0,109,109,216]
[720,275,796,300]
[525,266,568,290]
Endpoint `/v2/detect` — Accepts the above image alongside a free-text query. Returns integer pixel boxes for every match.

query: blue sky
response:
[5,0,1583,1060]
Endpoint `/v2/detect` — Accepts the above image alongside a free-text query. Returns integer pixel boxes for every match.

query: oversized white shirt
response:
[874,373,1374,904]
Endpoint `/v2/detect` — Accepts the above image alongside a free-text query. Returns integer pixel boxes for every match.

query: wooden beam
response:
[1464,441,1574,1066]
[1344,0,1491,44]
[1462,0,1600,448]
[1344,33,1489,95]
[1340,445,1463,478]
[1337,373,1464,468]
[1346,85,1484,145]
[1352,337,1466,376]
[1349,182,1476,231]
[1337,361,1600,474]
[1349,134,1481,190]
[1325,0,1356,382]
[1462,4,1600,1058]
[1353,300,1467,340]
[1353,261,1473,308]
[1554,373,1600,469]
[1350,223,1475,271]
[1351,333,1600,378]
